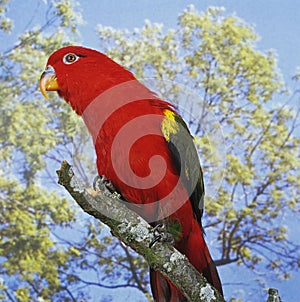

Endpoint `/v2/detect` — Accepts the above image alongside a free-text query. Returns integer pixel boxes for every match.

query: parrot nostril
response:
[44,65,55,74]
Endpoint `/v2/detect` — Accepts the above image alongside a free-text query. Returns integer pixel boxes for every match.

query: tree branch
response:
[56,160,225,302]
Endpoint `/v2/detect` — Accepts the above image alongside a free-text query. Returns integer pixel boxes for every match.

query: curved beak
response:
[39,65,59,99]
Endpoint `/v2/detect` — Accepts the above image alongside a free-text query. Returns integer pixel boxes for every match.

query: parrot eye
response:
[63,53,79,64]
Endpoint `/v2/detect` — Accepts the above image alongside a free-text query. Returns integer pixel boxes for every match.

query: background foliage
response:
[0,1,299,301]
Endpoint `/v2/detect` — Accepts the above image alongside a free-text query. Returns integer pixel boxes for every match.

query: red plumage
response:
[40,46,223,301]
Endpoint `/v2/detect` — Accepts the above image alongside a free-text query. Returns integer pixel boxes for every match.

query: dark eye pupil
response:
[67,54,76,62]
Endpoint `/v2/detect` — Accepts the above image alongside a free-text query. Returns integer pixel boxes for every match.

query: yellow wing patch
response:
[161,109,179,142]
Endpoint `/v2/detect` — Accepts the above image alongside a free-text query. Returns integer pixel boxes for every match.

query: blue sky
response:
[4,0,300,301]
[7,0,299,82]
[77,0,300,84]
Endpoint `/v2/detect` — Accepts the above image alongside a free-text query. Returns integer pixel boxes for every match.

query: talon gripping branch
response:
[40,46,223,301]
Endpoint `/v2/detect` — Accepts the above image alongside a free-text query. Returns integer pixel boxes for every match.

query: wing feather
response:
[161,109,204,224]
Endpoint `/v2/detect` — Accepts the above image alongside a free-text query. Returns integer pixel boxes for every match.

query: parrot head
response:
[40,46,135,114]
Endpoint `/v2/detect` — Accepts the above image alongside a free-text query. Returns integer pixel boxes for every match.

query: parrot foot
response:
[93,175,117,195]
[149,223,175,248]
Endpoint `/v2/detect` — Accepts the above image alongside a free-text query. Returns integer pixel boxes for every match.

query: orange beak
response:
[39,65,59,99]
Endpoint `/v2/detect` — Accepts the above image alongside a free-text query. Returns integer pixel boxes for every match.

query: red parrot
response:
[40,46,223,301]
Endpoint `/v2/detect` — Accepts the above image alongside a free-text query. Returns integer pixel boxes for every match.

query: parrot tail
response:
[150,269,187,302]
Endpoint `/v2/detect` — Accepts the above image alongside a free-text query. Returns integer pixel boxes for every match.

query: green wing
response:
[161,109,205,224]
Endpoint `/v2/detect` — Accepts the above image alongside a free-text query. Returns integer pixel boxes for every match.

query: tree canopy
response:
[0,1,299,301]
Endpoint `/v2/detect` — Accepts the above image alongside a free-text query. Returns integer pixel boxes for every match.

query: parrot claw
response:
[149,223,174,248]
[93,175,116,195]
